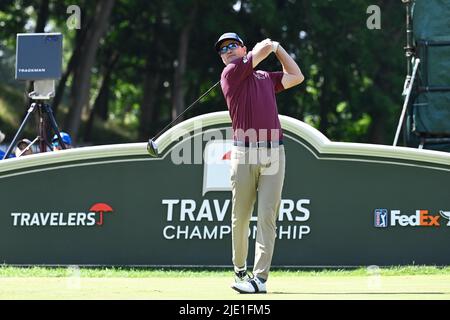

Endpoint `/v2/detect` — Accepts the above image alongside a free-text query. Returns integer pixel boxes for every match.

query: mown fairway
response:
[1,267,450,300]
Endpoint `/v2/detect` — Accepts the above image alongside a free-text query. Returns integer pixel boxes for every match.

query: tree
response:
[0,0,408,146]
[64,0,115,143]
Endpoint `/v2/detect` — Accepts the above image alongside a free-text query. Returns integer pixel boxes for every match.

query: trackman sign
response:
[11,203,113,227]
[162,141,312,240]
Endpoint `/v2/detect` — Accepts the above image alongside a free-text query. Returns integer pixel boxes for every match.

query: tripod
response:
[2,81,67,160]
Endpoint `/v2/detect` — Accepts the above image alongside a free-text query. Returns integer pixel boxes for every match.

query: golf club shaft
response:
[393,58,420,146]
[152,80,221,141]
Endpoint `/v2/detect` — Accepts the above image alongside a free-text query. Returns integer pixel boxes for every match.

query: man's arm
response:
[251,39,304,89]
[273,42,304,89]
[251,38,273,68]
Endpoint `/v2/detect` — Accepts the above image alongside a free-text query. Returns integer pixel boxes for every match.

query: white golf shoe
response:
[231,274,267,294]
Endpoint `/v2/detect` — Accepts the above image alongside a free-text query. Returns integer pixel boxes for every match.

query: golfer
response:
[215,32,304,293]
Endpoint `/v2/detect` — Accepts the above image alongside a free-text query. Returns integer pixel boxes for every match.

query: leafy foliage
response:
[0,0,407,145]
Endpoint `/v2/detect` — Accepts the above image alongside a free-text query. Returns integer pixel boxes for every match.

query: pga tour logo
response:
[374,209,388,227]
[374,208,450,228]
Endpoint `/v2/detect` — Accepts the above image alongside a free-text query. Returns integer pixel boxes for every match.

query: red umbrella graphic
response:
[222,150,231,160]
[90,203,113,226]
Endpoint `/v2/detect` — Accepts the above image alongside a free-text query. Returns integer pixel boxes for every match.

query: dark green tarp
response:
[411,0,450,135]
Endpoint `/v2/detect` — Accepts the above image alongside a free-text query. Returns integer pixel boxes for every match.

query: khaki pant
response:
[230,145,285,280]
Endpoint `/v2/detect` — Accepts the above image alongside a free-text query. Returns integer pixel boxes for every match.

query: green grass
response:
[1,265,450,278]
[1,266,450,299]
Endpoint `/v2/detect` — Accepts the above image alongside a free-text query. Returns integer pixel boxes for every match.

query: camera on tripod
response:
[16,32,62,98]
[16,33,62,79]
[2,33,68,159]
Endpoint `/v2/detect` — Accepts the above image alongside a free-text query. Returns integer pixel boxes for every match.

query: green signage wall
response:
[0,112,449,267]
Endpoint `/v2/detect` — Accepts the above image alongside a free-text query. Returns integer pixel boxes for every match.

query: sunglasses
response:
[219,42,242,55]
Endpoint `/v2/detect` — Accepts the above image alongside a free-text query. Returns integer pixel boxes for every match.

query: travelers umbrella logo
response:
[11,202,114,227]
[90,202,113,225]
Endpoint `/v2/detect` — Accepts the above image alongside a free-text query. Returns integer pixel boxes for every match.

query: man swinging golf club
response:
[215,32,304,293]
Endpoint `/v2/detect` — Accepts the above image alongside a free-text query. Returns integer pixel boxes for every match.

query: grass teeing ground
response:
[1,266,450,300]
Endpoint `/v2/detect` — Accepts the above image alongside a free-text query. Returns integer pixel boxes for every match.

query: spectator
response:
[52,132,72,151]
[0,131,17,159]
[14,138,33,157]
[0,130,10,160]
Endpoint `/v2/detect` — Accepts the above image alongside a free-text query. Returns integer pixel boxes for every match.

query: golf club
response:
[147,80,221,157]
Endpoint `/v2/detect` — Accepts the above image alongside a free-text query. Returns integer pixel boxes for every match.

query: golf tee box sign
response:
[0,112,449,266]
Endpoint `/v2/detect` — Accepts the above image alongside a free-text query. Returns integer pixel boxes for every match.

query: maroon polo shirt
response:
[220,51,285,142]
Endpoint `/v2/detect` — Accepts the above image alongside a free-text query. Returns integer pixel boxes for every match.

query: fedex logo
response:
[374,209,441,228]
[391,210,440,227]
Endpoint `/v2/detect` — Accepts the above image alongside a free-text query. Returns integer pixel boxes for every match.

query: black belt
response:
[233,140,283,148]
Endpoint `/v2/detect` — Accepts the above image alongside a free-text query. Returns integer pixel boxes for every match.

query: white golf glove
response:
[271,41,280,53]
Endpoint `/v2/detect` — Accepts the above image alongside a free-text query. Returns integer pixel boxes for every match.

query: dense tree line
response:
[0,0,406,145]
